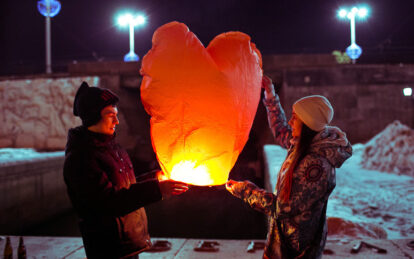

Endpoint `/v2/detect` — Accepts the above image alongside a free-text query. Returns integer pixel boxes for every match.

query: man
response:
[63,82,188,259]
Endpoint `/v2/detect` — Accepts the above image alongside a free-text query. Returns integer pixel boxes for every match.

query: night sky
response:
[1,0,414,75]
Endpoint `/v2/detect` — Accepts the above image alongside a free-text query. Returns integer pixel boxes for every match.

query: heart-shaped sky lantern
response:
[140,21,262,186]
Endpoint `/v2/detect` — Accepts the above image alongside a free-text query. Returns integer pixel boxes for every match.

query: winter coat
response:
[229,94,352,259]
[63,126,162,259]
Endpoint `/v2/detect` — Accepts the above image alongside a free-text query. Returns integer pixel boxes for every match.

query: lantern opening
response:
[169,160,213,186]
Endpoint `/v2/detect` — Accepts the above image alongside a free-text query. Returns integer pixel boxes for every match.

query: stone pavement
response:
[1,236,413,258]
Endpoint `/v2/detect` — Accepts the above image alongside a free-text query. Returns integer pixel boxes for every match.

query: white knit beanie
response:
[292,95,334,132]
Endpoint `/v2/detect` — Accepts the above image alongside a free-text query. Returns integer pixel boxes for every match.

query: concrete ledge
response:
[263,54,337,69]
[1,236,412,258]
[68,61,141,75]
[145,184,267,239]
[0,154,71,233]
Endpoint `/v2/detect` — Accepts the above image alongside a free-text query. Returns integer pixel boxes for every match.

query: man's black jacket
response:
[63,126,162,259]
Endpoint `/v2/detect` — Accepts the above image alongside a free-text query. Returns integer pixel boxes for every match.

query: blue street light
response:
[37,0,61,74]
[116,13,147,62]
[37,0,61,17]
[346,44,363,60]
[337,6,369,63]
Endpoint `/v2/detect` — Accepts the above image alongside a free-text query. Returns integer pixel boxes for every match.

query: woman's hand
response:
[159,179,189,199]
[262,75,276,96]
[226,179,247,198]
[225,179,237,192]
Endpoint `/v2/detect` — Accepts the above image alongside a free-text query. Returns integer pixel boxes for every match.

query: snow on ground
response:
[328,143,414,239]
[0,148,64,166]
[329,121,414,239]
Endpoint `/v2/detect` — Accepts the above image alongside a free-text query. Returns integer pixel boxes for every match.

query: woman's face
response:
[289,111,303,138]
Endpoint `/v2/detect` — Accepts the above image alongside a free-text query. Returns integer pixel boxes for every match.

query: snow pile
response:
[0,148,64,166]
[361,120,414,177]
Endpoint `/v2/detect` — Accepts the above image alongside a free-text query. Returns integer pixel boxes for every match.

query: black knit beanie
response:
[73,82,119,127]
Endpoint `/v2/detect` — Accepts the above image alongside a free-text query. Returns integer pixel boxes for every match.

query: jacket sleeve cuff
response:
[130,179,163,206]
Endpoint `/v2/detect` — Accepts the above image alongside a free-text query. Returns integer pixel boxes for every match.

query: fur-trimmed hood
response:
[310,126,352,168]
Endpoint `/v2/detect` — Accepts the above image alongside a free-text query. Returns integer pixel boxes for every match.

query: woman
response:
[226,76,352,259]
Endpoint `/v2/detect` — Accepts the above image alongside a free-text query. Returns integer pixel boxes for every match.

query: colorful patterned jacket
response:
[228,94,352,259]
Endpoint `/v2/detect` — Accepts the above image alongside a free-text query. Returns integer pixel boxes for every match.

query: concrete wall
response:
[262,54,338,68]
[0,153,71,233]
[0,76,99,150]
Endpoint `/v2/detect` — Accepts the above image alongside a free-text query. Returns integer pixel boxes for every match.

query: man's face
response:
[93,105,119,135]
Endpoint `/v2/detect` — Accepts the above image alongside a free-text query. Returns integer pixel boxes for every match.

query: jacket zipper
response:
[116,150,130,186]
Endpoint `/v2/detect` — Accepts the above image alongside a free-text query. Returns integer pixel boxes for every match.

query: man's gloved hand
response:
[159,179,189,199]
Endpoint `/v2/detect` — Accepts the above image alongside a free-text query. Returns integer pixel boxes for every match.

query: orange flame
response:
[169,160,213,186]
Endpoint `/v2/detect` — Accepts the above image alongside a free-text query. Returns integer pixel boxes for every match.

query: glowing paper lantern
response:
[140,21,262,186]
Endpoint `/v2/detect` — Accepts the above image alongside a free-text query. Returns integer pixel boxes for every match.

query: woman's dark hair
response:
[295,123,319,165]
[278,123,318,202]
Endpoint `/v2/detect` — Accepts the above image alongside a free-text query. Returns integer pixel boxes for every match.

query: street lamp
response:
[37,0,61,74]
[337,6,369,64]
[403,87,413,97]
[117,13,146,62]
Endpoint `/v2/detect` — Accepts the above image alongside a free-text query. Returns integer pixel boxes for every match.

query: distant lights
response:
[117,13,146,27]
[358,8,369,18]
[136,15,146,25]
[117,14,131,26]
[403,87,413,97]
[338,9,347,18]
[338,6,369,20]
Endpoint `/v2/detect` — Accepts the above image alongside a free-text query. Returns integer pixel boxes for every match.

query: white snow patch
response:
[0,148,64,167]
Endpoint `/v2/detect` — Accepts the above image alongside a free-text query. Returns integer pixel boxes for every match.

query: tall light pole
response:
[117,13,146,62]
[338,6,369,64]
[37,0,61,74]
